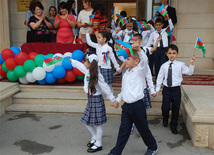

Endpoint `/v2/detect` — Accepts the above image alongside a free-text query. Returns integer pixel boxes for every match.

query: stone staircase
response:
[6,85,163,116]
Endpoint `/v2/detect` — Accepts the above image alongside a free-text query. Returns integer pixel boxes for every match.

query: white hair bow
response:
[87,54,98,63]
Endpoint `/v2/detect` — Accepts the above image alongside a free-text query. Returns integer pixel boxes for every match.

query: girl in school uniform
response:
[112,17,138,44]
[86,28,122,92]
[69,53,115,153]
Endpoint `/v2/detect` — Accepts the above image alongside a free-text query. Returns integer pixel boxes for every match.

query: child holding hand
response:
[69,53,116,153]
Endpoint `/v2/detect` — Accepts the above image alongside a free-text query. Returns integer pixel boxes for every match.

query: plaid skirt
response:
[143,88,152,109]
[100,68,115,84]
[81,94,107,126]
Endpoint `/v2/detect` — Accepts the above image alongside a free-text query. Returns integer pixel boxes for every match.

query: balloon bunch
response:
[0,47,85,85]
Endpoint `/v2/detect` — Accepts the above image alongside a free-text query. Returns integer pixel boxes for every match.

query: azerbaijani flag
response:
[116,14,128,26]
[151,15,156,21]
[43,55,63,66]
[157,4,167,17]
[165,26,176,43]
[195,37,206,57]
[110,6,115,15]
[137,21,149,31]
[115,39,133,59]
[89,14,95,24]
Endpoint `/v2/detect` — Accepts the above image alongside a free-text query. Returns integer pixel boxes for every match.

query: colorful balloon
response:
[7,70,18,81]
[53,65,66,79]
[15,52,29,65]
[45,72,56,84]
[14,65,26,78]
[24,60,36,72]
[26,72,36,83]
[10,46,21,57]
[34,54,44,67]
[73,67,84,75]
[65,70,76,82]
[5,58,17,70]
[28,52,38,60]
[0,63,7,78]
[32,67,46,80]
[2,62,9,72]
[19,75,29,84]
[72,50,84,62]
[1,48,15,60]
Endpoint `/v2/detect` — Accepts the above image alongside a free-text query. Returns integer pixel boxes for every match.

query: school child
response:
[146,14,174,78]
[112,17,138,44]
[69,53,116,153]
[129,33,160,133]
[155,44,195,134]
[106,46,158,155]
[86,27,122,92]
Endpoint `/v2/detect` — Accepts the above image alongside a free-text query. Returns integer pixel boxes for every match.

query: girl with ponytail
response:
[69,53,115,153]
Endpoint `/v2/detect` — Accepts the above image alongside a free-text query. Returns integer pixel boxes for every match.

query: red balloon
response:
[1,48,15,60]
[73,67,84,75]
[57,77,66,84]
[29,52,38,60]
[65,70,76,82]
[5,58,18,70]
[15,52,30,65]
[0,64,7,78]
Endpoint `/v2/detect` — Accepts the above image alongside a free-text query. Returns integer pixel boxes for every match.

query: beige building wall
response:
[171,0,214,69]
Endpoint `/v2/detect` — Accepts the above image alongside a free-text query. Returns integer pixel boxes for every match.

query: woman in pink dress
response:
[54,2,76,43]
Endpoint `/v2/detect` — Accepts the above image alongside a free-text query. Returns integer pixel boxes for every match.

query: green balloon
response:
[7,70,18,81]
[24,60,36,72]
[34,54,44,67]
[2,62,9,72]
[76,74,85,81]
[14,65,26,78]
[47,53,54,57]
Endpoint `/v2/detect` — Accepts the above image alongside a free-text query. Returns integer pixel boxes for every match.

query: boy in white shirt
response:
[155,44,195,134]
[146,14,174,78]
[106,46,158,155]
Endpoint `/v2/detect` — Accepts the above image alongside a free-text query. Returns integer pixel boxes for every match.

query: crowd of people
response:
[24,0,197,155]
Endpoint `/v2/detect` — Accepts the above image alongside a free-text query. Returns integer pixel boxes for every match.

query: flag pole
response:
[193,36,198,56]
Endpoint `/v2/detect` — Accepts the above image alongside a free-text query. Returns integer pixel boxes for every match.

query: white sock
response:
[95,125,103,147]
[85,125,97,142]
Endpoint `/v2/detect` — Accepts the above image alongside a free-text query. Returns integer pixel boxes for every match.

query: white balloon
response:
[63,52,72,58]
[53,53,63,58]
[26,72,36,83]
[19,75,29,84]
[43,62,55,72]
[32,67,46,80]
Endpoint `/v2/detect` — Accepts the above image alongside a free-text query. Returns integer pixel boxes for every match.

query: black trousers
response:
[162,86,181,129]
[153,48,168,79]
[110,99,157,155]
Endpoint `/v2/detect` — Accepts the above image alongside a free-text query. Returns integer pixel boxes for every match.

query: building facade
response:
[0,0,213,69]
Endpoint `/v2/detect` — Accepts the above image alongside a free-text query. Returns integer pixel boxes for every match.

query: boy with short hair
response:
[106,45,158,155]
[146,14,174,78]
[155,44,195,134]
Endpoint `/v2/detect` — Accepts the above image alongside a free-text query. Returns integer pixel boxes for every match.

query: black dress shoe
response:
[163,120,168,127]
[87,145,102,153]
[171,128,178,134]
[87,141,95,147]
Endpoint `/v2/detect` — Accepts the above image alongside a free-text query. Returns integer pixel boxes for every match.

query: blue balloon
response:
[0,53,5,63]
[10,46,21,57]
[72,50,84,62]
[53,65,66,79]
[38,79,47,85]
[62,57,73,70]
[45,72,56,84]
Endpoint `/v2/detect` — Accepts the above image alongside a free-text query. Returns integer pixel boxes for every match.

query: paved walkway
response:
[0,113,214,155]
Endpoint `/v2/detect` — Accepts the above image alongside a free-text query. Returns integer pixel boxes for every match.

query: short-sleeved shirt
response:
[77,9,93,34]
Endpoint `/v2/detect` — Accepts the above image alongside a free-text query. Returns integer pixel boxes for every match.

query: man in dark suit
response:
[160,0,177,28]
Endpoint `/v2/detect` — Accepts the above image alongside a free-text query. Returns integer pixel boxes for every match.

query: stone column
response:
[0,0,10,51]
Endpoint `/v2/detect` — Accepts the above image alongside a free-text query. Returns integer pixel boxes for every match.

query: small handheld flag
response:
[115,39,133,59]
[89,14,95,24]
[151,15,156,22]
[165,26,176,43]
[137,21,149,31]
[43,55,63,66]
[110,6,115,15]
[157,4,168,17]
[195,37,206,57]
[116,14,128,26]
